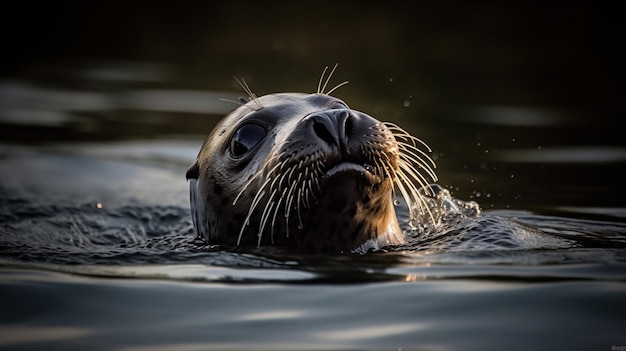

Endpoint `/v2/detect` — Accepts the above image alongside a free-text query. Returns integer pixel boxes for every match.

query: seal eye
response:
[230,123,267,157]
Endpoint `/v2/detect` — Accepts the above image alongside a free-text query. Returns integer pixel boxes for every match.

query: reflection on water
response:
[0,78,240,143]
[0,326,93,346]
[496,146,626,163]
[447,105,576,126]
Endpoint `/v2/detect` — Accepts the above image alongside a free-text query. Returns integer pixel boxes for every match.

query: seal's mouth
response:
[324,162,382,185]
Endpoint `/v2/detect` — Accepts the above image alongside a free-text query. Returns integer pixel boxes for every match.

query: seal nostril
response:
[343,112,353,138]
[309,109,353,147]
[313,120,337,146]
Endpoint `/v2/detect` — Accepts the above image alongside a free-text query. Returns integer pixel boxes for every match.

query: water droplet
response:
[297,224,303,229]
[394,199,401,206]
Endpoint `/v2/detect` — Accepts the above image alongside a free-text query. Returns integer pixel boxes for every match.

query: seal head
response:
[186,93,437,253]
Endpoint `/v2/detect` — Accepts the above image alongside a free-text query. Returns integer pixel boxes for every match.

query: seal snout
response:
[304,109,391,187]
[308,109,352,149]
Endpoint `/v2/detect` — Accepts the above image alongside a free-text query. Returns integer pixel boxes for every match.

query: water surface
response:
[1,77,625,350]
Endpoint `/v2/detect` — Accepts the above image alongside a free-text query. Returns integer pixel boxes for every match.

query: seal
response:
[186,71,438,253]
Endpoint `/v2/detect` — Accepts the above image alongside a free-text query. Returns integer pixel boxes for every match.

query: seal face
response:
[186,92,437,253]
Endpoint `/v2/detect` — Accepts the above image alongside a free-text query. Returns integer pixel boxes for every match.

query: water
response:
[2,72,625,351]
[2,3,626,350]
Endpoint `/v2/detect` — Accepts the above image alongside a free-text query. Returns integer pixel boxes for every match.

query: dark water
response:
[2,2,626,350]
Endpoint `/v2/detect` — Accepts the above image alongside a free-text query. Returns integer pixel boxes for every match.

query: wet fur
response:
[187,72,437,253]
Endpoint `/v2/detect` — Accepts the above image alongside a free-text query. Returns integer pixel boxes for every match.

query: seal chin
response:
[324,162,382,185]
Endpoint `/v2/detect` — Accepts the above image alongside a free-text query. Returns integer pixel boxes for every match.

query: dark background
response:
[2,1,624,210]
[3,1,623,107]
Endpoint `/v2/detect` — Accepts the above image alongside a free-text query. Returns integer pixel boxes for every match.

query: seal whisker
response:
[218,98,245,107]
[375,148,397,173]
[317,66,328,94]
[371,150,398,202]
[285,177,298,218]
[233,175,259,206]
[301,165,313,208]
[312,168,322,194]
[395,165,436,224]
[325,80,349,96]
[302,182,311,210]
[234,76,263,110]
[238,189,265,245]
[397,153,438,191]
[386,124,436,157]
[393,170,414,207]
[392,129,434,154]
[306,178,317,204]
[295,172,305,229]
[398,160,432,194]
[378,157,397,194]
[277,165,292,193]
[259,188,278,245]
[318,63,339,95]
[378,147,423,201]
[396,140,437,176]
[271,187,289,240]
[284,183,298,238]
[268,163,288,192]
[396,145,436,174]
[268,175,281,193]
[218,98,260,113]
[372,128,437,223]
[236,168,281,245]
[233,160,282,205]
[383,122,432,148]
[376,157,396,188]
[296,186,303,227]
